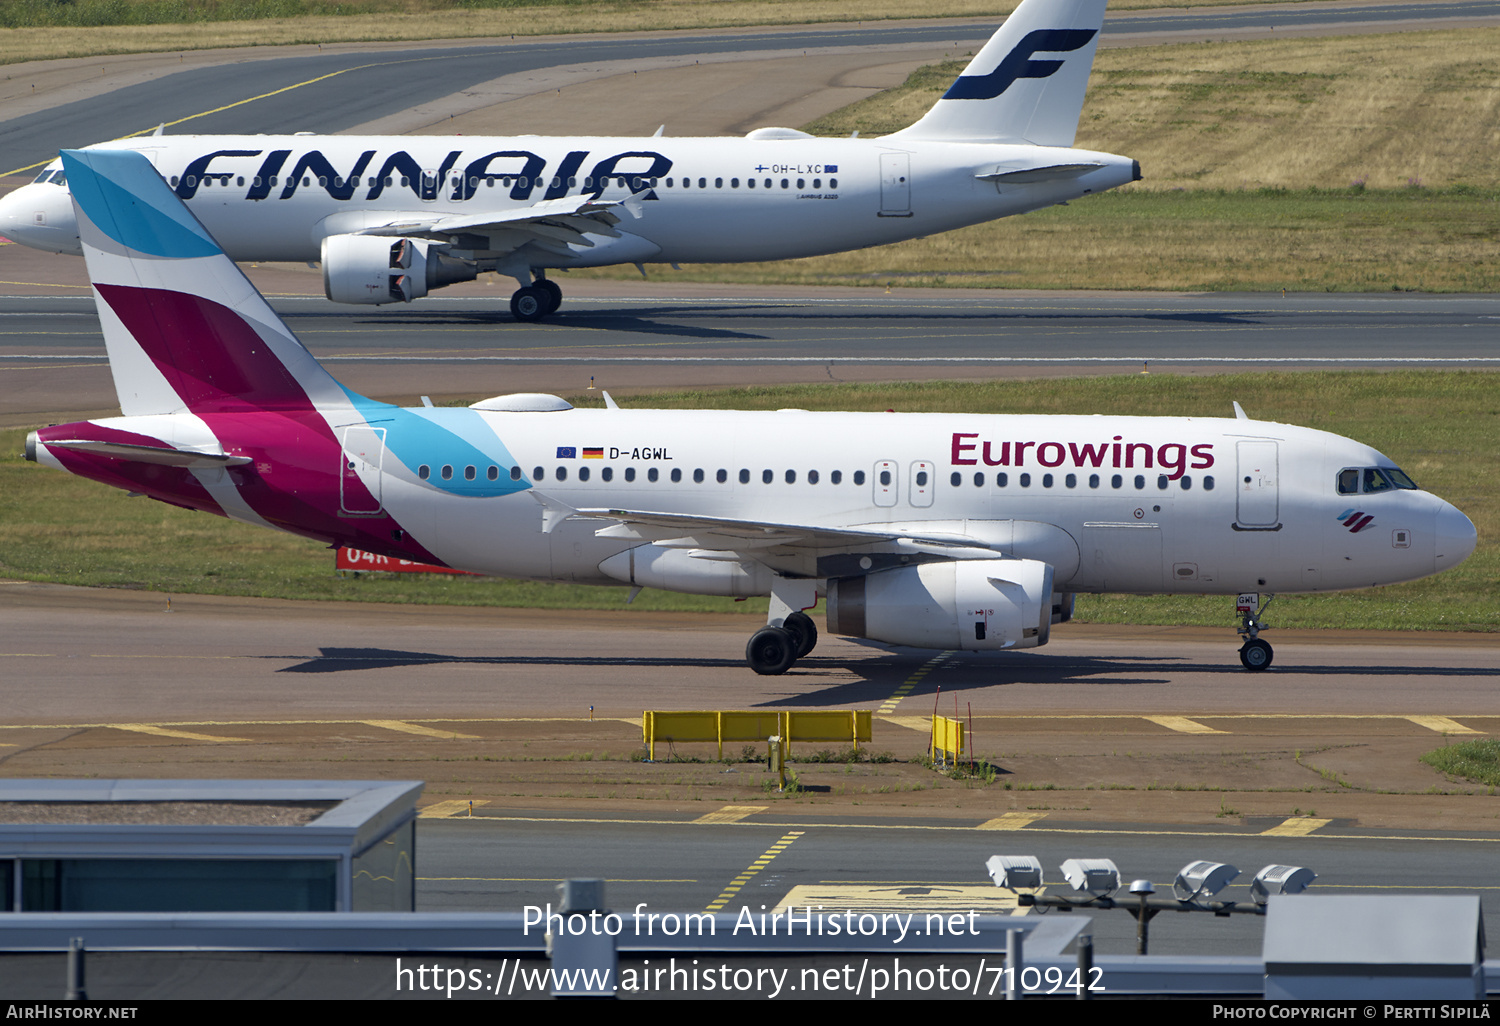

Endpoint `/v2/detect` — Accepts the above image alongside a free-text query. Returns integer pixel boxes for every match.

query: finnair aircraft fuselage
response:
[2,0,1143,320]
[19,134,1137,263]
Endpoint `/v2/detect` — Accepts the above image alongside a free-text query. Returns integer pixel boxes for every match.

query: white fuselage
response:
[6,135,1138,266]
[47,404,1464,599]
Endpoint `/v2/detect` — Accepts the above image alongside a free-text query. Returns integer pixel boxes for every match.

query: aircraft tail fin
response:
[887,0,1106,145]
[60,148,354,418]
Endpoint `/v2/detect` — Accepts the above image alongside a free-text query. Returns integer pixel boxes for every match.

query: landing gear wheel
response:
[746,626,797,676]
[1239,638,1274,672]
[783,612,818,659]
[536,279,562,314]
[510,286,550,322]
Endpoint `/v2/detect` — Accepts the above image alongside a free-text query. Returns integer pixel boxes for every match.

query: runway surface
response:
[4,288,1498,418]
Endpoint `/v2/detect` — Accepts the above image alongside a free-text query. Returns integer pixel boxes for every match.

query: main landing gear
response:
[510,277,562,322]
[746,613,818,676]
[747,579,820,675]
[1237,593,1276,671]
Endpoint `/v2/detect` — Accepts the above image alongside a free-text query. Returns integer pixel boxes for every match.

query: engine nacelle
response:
[598,545,774,598]
[827,559,1055,651]
[321,234,476,305]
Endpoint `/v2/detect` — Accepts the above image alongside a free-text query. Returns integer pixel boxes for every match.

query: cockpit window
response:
[1340,466,1419,494]
[1385,467,1418,490]
[30,168,65,186]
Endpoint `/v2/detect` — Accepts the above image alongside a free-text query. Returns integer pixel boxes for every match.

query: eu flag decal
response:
[556,446,577,458]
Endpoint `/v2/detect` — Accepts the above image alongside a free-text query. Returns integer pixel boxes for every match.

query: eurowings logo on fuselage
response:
[943,29,1099,101]
[1337,509,1377,533]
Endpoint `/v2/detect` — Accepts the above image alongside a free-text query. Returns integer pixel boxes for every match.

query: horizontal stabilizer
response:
[44,439,252,468]
[976,163,1105,184]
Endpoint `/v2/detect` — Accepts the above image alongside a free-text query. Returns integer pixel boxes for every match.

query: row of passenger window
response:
[951,471,1215,491]
[413,463,1215,492]
[170,173,838,192]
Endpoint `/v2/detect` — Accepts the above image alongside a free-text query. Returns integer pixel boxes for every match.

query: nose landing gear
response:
[1236,593,1275,671]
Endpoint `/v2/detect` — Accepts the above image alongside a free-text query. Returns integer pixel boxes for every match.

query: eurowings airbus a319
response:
[25,149,1477,674]
[1,0,1140,321]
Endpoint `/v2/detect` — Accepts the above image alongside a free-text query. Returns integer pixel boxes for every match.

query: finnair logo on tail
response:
[943,29,1099,101]
[1337,509,1377,533]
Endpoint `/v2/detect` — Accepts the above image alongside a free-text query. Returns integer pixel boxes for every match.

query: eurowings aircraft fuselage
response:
[24,141,1478,674]
[32,402,1468,603]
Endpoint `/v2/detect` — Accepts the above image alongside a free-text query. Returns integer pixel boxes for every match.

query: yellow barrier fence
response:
[642,710,871,761]
[931,715,965,767]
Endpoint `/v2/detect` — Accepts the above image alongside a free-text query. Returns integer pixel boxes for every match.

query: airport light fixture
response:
[1061,858,1121,898]
[986,854,1044,891]
[1173,860,1240,904]
[990,855,1317,956]
[1251,865,1317,905]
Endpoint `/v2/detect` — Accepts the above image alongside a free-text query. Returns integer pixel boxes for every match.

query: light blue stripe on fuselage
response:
[341,390,530,497]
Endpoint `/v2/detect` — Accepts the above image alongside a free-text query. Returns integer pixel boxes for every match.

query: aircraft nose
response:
[0,183,81,254]
[1434,501,1477,573]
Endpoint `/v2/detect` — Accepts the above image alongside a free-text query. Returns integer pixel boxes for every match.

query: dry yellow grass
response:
[0,0,1318,65]
[566,26,1500,292]
[810,26,1500,191]
[1082,29,1500,190]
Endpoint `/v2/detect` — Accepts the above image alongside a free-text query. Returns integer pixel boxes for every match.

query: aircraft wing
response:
[553,502,996,555]
[352,194,642,250]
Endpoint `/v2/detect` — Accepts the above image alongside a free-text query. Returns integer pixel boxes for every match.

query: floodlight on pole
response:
[1061,858,1120,898]
[1173,861,1240,904]
[986,854,1043,891]
[1251,864,1317,905]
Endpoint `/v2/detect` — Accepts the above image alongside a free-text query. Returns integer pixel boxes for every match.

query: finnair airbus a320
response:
[2,0,1140,321]
[26,149,1477,674]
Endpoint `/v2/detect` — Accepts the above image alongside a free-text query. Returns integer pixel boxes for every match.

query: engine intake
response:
[321,234,476,305]
[827,558,1054,651]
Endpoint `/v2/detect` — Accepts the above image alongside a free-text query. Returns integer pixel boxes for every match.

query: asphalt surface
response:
[4,2,1500,174]
[3,289,1498,419]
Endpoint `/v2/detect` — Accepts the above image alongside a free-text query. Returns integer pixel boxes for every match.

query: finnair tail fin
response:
[887,0,1107,146]
[61,148,354,418]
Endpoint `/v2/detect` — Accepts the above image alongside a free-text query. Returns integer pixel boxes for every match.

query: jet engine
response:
[826,558,1054,651]
[321,235,476,305]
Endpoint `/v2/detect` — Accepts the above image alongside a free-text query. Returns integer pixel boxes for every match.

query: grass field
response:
[564,26,1500,293]
[4,371,1494,632]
